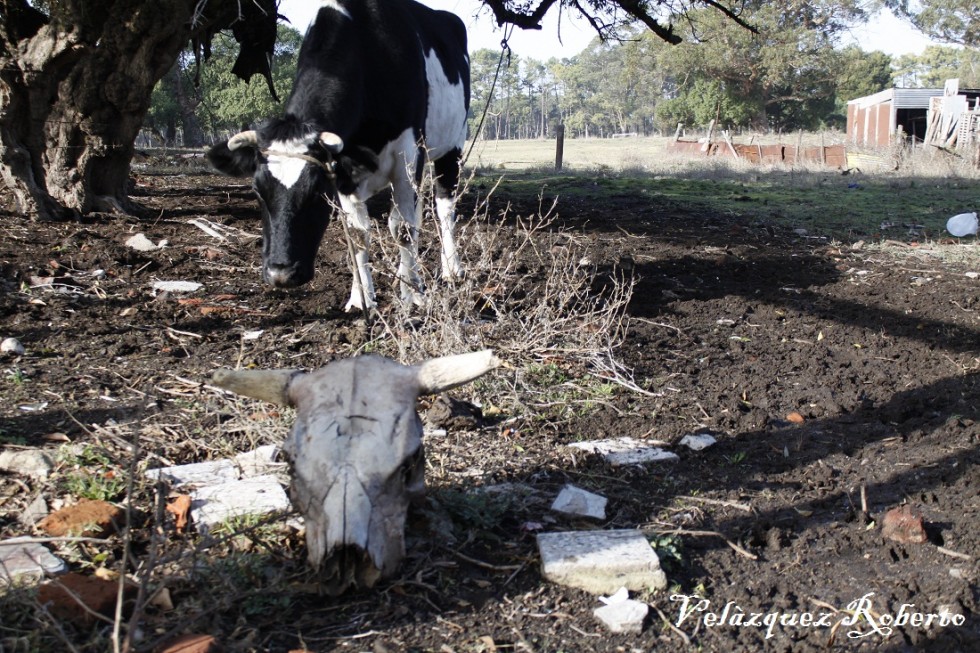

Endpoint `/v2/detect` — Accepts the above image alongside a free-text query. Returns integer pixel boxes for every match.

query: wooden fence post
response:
[555,124,565,171]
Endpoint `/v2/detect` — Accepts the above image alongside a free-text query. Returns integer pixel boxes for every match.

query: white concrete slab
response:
[191,475,291,532]
[567,438,679,466]
[551,484,607,520]
[146,459,238,487]
[537,529,667,594]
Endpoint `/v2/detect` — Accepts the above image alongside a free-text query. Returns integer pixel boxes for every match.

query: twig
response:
[7,536,110,545]
[568,624,602,637]
[936,546,973,561]
[676,495,753,513]
[645,527,758,560]
[653,604,691,644]
[444,546,523,572]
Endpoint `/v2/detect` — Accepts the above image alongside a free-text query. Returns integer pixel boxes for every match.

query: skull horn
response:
[415,350,501,396]
[319,131,344,153]
[212,368,302,405]
[227,130,259,151]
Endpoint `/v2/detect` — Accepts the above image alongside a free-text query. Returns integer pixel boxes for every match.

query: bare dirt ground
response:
[1,157,978,652]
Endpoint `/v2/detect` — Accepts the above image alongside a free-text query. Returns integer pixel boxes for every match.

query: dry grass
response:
[355,169,642,418]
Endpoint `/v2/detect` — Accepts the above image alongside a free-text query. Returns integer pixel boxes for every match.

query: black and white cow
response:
[207,0,470,311]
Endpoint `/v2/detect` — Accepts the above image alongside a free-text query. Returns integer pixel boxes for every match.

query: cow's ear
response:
[206,139,260,177]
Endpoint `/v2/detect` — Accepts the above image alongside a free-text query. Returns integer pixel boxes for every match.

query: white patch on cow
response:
[265,137,310,189]
[423,50,467,157]
[317,0,351,19]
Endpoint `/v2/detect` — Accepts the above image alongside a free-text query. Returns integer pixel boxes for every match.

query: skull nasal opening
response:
[318,545,383,595]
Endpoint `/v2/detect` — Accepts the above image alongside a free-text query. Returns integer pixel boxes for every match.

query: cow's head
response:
[212,350,500,595]
[206,126,344,288]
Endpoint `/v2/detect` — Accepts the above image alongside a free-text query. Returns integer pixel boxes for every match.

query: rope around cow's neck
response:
[263,149,337,180]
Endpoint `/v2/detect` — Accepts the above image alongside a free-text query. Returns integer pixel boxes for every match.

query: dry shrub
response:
[360,172,643,415]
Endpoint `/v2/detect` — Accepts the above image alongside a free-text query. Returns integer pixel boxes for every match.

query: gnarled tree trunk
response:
[0,0,277,220]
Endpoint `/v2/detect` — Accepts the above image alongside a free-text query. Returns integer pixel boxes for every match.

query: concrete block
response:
[537,529,667,595]
[551,484,607,520]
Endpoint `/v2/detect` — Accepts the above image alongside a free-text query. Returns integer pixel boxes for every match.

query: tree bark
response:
[173,63,204,147]
[0,0,277,220]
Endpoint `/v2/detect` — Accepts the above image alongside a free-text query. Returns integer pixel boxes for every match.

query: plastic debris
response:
[947,212,978,237]
[1,337,25,355]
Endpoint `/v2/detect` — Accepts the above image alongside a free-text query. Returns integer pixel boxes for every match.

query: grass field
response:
[463,136,980,248]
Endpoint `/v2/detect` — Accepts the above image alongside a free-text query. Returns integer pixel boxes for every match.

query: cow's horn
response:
[212,368,302,406]
[415,350,500,396]
[227,130,259,151]
[318,131,344,152]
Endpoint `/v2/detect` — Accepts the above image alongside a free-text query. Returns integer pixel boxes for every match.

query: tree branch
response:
[701,0,757,34]
[614,0,682,44]
[480,0,561,30]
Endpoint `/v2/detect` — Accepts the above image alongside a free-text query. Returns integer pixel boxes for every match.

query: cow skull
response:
[212,350,499,594]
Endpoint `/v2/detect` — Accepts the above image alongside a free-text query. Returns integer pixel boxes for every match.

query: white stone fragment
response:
[551,484,607,520]
[0,538,67,585]
[234,445,287,481]
[537,529,667,595]
[0,449,55,479]
[125,233,167,252]
[19,494,48,526]
[145,459,239,487]
[151,280,203,294]
[598,586,631,605]
[1,337,25,355]
[191,474,291,532]
[679,433,717,451]
[568,438,679,466]
[594,598,649,633]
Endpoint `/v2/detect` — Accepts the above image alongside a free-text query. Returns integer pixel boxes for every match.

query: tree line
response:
[146,8,980,147]
[4,0,978,220]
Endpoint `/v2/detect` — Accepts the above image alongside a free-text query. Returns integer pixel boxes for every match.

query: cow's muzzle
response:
[263,262,311,288]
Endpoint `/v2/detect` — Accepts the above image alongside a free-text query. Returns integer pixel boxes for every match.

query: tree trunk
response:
[173,63,204,147]
[1,0,277,221]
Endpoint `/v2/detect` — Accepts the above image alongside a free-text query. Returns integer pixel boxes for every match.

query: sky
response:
[279,0,940,61]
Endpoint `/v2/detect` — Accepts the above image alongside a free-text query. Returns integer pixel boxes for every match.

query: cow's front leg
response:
[433,149,463,279]
[390,174,423,306]
[339,195,377,312]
